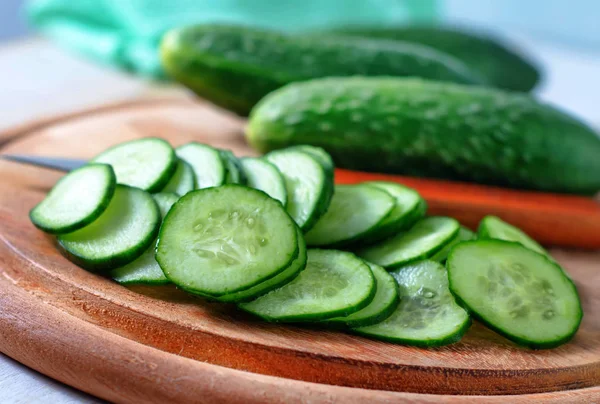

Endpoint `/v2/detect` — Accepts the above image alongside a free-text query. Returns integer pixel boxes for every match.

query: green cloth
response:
[27,0,438,78]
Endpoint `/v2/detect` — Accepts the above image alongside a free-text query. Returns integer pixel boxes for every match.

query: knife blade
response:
[1,154,87,171]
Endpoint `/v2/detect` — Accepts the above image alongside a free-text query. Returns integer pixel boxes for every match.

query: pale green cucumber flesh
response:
[447,240,582,349]
[357,216,459,269]
[161,159,196,196]
[240,157,287,206]
[176,142,226,188]
[156,185,298,296]
[91,138,176,192]
[30,164,116,234]
[430,226,476,263]
[58,185,160,271]
[354,260,470,347]
[220,149,247,185]
[478,215,547,256]
[305,184,395,247]
[239,249,375,322]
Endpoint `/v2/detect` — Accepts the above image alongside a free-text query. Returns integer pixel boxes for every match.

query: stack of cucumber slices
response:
[30,138,582,349]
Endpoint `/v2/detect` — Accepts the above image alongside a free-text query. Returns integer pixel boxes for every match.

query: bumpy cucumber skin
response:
[327,26,540,92]
[160,25,485,115]
[57,186,161,272]
[447,240,583,349]
[248,77,600,195]
[30,164,117,235]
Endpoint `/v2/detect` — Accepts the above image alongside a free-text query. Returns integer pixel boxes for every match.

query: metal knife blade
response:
[1,154,87,172]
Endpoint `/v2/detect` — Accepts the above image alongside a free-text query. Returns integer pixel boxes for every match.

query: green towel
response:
[27,0,438,78]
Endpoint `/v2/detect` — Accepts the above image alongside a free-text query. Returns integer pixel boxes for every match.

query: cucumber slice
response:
[110,193,179,285]
[216,227,307,302]
[58,185,160,271]
[160,159,195,196]
[478,215,547,256]
[288,145,334,174]
[220,150,247,185]
[156,185,298,296]
[239,249,376,322]
[360,181,424,244]
[357,217,459,269]
[447,240,582,349]
[91,138,176,192]
[304,184,395,247]
[240,157,287,206]
[325,262,399,327]
[176,142,226,189]
[266,150,334,231]
[354,260,470,347]
[29,164,116,234]
[430,226,476,263]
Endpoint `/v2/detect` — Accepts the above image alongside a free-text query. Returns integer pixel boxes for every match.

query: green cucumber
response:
[156,185,298,296]
[240,157,287,206]
[160,159,195,196]
[354,260,470,347]
[239,249,376,322]
[430,226,476,263]
[478,216,546,256]
[357,217,459,269]
[304,184,395,247]
[359,181,425,244]
[287,145,334,175]
[325,262,399,328]
[161,24,485,115]
[110,192,179,285]
[447,240,582,349]
[58,185,160,271]
[176,142,226,189]
[220,149,247,185]
[327,25,540,92]
[265,149,334,232]
[29,164,116,234]
[247,77,600,195]
[91,138,176,192]
[216,227,306,303]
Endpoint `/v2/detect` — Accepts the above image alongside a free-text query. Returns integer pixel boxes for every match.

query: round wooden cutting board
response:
[0,99,599,403]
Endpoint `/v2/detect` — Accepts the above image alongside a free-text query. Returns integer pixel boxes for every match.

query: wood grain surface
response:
[0,99,598,403]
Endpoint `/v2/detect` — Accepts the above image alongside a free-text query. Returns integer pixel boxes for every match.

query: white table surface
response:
[0,35,599,403]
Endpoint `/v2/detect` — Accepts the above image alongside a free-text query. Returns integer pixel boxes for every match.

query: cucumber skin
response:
[248,77,600,195]
[447,240,583,349]
[30,164,117,235]
[57,186,161,272]
[327,26,540,92]
[160,24,485,116]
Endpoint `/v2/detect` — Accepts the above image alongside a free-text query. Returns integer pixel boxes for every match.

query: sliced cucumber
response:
[160,159,195,196]
[239,249,375,322]
[216,227,306,302]
[91,138,176,192]
[110,193,179,285]
[176,142,226,189]
[58,185,160,271]
[447,240,582,349]
[357,217,459,269]
[304,184,395,247]
[220,149,247,185]
[354,260,470,347]
[478,215,547,256]
[359,181,424,244]
[430,226,476,263]
[266,149,334,232]
[30,164,116,234]
[240,157,287,206]
[156,185,298,296]
[325,262,399,328]
[288,145,334,174]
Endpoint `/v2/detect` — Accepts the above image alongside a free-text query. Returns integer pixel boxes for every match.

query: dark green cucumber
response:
[220,149,247,185]
[447,240,582,349]
[160,24,485,115]
[247,77,600,195]
[327,25,540,92]
[353,260,470,347]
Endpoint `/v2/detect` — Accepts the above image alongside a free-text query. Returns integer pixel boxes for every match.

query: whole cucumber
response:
[160,24,485,116]
[247,77,600,195]
[325,25,541,92]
